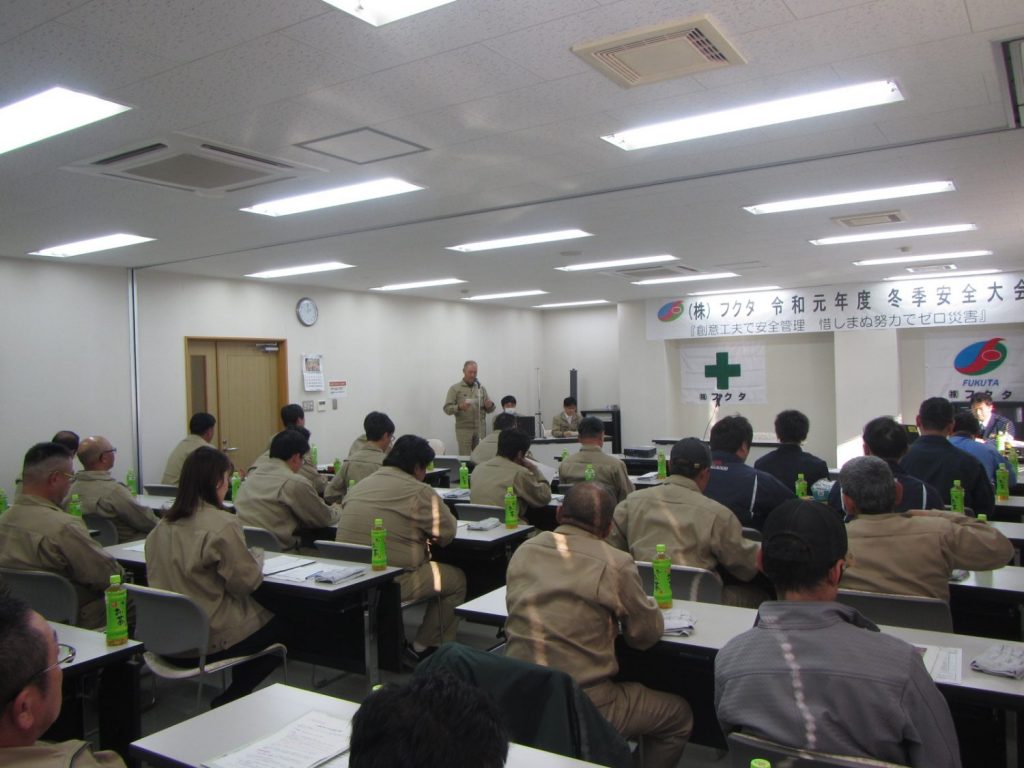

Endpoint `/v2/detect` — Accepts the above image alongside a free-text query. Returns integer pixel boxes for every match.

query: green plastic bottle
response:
[996,464,1010,501]
[950,480,965,513]
[105,575,128,647]
[371,518,388,571]
[348,478,356,491]
[560,448,569,462]
[653,544,672,609]
[310,444,319,465]
[584,463,596,481]
[1007,444,1020,474]
[333,458,342,475]
[795,472,808,497]
[230,471,241,501]
[459,462,469,489]
[750,759,772,768]
[504,486,518,529]
[68,493,82,517]
[0,488,7,514]
[656,448,667,480]
[125,469,138,495]
[978,513,988,523]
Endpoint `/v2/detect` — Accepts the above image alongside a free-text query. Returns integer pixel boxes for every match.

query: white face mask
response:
[504,407,516,414]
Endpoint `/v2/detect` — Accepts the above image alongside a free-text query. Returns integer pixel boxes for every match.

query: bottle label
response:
[371,529,387,570]
[653,557,672,608]
[105,589,129,644]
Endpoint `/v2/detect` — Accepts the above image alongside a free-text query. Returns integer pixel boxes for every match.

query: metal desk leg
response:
[364,585,380,690]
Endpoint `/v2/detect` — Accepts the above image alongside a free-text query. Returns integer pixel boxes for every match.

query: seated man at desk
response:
[0,593,127,768]
[715,498,962,768]
[338,435,465,661]
[970,391,1016,440]
[900,397,994,516]
[550,396,581,438]
[558,417,633,501]
[470,430,551,522]
[470,412,516,465]
[161,411,215,484]
[71,435,157,542]
[753,409,829,492]
[949,412,1017,487]
[505,483,692,768]
[829,416,944,517]
[704,415,793,529]
[324,411,394,504]
[235,430,340,551]
[840,456,1012,601]
[250,405,327,497]
[608,438,762,606]
[0,444,124,628]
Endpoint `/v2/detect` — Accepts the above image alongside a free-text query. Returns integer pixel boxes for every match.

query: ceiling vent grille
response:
[608,264,700,280]
[906,264,958,274]
[571,15,744,88]
[833,210,907,228]
[63,134,324,195]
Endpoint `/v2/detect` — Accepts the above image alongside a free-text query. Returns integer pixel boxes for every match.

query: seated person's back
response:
[470,429,551,520]
[558,417,633,502]
[161,412,215,485]
[325,411,394,503]
[753,409,829,491]
[72,435,158,542]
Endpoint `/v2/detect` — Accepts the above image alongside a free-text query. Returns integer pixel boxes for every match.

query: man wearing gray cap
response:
[608,438,761,606]
[715,498,961,767]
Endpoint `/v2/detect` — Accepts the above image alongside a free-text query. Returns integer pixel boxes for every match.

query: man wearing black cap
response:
[714,498,961,767]
[608,438,761,605]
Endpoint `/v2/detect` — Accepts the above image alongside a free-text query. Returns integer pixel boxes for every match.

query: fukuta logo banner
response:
[926,334,1019,403]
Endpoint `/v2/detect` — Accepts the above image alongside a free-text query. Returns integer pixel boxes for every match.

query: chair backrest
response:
[741,526,762,542]
[431,456,464,482]
[126,583,209,657]
[836,589,953,632]
[242,526,282,553]
[314,540,372,563]
[0,568,79,624]
[635,561,724,604]
[453,503,504,522]
[83,514,119,546]
[728,732,910,767]
[144,484,178,497]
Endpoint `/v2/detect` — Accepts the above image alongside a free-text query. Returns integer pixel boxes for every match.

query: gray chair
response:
[741,527,762,542]
[836,589,953,632]
[431,456,465,484]
[144,484,178,497]
[242,526,282,553]
[453,502,504,522]
[0,567,79,623]
[636,561,723,604]
[126,583,287,710]
[314,540,372,563]
[728,731,910,767]
[83,514,119,546]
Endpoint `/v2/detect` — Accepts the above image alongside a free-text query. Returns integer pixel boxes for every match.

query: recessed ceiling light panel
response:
[631,271,738,286]
[241,178,423,217]
[464,290,548,301]
[744,181,955,215]
[29,233,154,258]
[0,87,130,156]
[246,261,353,278]
[320,0,455,26]
[533,300,610,308]
[853,250,991,266]
[447,229,592,253]
[883,268,999,281]
[687,285,781,296]
[810,223,976,246]
[371,278,465,291]
[556,255,676,272]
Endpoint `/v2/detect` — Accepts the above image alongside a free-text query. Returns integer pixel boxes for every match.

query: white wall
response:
[134,270,544,482]
[0,257,134,496]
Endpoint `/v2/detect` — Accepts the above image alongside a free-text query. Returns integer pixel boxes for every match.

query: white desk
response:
[133,494,233,513]
[131,683,604,768]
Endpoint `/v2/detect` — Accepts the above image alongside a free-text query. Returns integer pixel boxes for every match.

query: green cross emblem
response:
[705,352,741,389]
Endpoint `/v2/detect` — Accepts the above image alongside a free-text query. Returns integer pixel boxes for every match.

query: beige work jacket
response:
[470,456,551,517]
[71,470,157,542]
[324,443,385,504]
[234,458,339,550]
[559,446,634,502]
[161,434,208,484]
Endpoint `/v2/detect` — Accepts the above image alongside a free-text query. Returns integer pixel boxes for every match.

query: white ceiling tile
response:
[0,0,90,44]
[965,0,1024,32]
[194,100,362,157]
[782,0,875,19]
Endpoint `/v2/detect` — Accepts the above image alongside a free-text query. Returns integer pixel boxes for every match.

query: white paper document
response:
[916,645,962,683]
[122,541,147,552]
[268,563,332,583]
[203,710,351,768]
[262,555,316,576]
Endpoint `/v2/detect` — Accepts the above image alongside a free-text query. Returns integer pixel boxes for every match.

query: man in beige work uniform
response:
[505,483,692,768]
[470,429,551,522]
[161,411,215,484]
[0,443,124,628]
[442,360,495,455]
[338,435,466,660]
[558,416,633,501]
[235,430,339,551]
[325,412,394,504]
[72,435,158,542]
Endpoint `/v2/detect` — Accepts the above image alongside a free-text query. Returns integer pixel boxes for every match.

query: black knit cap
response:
[669,438,711,471]
[763,499,847,570]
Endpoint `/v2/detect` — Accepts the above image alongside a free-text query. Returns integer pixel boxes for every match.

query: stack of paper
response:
[661,608,697,636]
[203,710,351,768]
[262,555,316,576]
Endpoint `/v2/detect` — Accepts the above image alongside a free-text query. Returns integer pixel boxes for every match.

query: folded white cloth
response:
[661,608,697,636]
[971,644,1024,679]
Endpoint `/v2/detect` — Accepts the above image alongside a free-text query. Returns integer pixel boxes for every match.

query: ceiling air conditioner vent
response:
[64,134,324,195]
[609,264,700,280]
[571,15,745,88]
[906,264,958,274]
[833,210,907,228]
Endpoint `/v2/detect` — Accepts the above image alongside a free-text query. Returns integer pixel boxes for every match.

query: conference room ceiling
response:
[2,0,1023,307]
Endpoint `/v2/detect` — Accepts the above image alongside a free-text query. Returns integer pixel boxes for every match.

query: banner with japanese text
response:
[647,272,1024,340]
[925,333,1022,403]
[681,344,767,405]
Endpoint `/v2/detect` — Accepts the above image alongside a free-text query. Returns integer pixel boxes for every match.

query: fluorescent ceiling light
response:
[29,233,154,258]
[853,250,991,267]
[687,285,781,296]
[464,290,548,301]
[631,272,738,286]
[884,268,999,282]
[372,278,465,291]
[555,255,677,272]
[447,229,592,253]
[533,300,610,308]
[241,178,423,217]
[246,261,353,279]
[602,80,903,151]
[0,87,130,156]
[320,0,454,26]
[809,223,976,246]
[744,181,955,215]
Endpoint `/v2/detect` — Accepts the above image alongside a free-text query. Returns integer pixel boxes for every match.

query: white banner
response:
[647,272,1024,340]
[681,344,766,405]
[925,334,1023,403]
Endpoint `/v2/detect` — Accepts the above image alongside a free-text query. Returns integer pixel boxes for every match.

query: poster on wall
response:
[925,334,1021,403]
[647,272,1024,341]
[302,354,324,392]
[681,344,767,405]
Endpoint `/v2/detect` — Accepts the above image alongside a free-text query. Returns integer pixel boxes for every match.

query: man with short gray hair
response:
[72,436,157,542]
[840,456,1012,601]
[558,417,633,501]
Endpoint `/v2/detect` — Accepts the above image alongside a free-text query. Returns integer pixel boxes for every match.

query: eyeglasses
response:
[100,448,117,456]
[54,471,75,481]
[3,644,75,709]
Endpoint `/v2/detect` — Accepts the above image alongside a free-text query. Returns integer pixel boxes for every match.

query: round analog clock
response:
[296,297,318,327]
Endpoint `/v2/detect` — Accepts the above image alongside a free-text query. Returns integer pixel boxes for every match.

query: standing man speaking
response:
[443,360,495,455]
